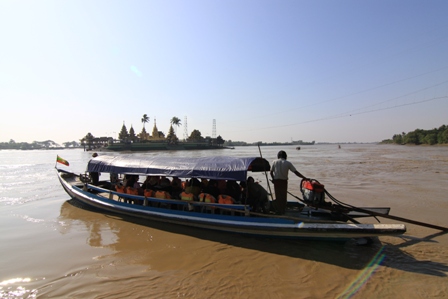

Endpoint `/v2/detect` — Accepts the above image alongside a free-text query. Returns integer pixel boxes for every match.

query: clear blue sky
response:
[1,0,447,145]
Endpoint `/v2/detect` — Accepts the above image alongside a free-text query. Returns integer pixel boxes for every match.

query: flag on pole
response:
[56,155,69,166]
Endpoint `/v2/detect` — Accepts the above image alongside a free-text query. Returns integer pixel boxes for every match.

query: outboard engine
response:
[301,179,326,205]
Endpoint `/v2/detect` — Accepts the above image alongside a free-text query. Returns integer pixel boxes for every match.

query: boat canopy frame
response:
[87,155,271,182]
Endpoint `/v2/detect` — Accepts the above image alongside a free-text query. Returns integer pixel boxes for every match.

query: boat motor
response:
[300,179,326,205]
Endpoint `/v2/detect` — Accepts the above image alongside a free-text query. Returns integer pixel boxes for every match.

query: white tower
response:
[184,116,188,141]
[212,119,216,139]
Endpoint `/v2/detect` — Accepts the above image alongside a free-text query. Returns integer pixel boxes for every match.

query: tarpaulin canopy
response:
[87,155,270,181]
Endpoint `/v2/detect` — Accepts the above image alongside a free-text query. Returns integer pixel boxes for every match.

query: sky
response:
[1,0,448,145]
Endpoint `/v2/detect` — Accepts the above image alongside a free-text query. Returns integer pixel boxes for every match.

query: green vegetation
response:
[141,114,149,129]
[187,129,203,142]
[0,139,80,150]
[381,125,448,145]
[166,124,179,144]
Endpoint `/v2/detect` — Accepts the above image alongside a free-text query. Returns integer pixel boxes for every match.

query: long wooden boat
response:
[56,155,406,241]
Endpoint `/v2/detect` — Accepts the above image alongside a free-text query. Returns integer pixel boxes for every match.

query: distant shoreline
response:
[3,141,448,151]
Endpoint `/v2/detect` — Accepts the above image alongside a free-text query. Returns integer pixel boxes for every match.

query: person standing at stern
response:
[270,150,307,214]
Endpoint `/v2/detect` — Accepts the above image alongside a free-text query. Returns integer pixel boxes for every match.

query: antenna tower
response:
[212,119,216,139]
[184,116,188,141]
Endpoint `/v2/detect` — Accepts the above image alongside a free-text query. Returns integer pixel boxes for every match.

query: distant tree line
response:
[224,140,316,146]
[382,125,448,145]
[0,139,80,150]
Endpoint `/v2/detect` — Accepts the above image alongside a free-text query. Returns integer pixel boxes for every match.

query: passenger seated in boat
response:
[127,186,140,195]
[171,177,183,198]
[141,176,159,190]
[157,178,175,201]
[202,179,220,199]
[115,183,126,194]
[141,176,151,189]
[110,173,119,185]
[125,175,143,195]
[218,194,235,204]
[172,176,182,186]
[180,191,195,201]
[185,178,201,196]
[246,176,269,213]
[159,177,172,192]
[123,175,132,188]
[198,193,216,203]
[201,178,209,189]
[102,172,119,190]
[124,175,132,187]
[155,190,172,199]
[143,189,155,198]
[125,175,137,187]
[224,180,242,203]
[217,180,227,193]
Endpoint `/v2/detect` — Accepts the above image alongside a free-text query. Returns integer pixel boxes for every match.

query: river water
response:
[0,144,447,298]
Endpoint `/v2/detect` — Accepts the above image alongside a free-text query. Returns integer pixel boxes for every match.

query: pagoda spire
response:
[152,117,159,139]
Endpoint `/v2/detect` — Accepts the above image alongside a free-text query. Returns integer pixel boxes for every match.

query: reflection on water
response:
[59,198,448,268]
[0,277,37,299]
[59,200,368,268]
[53,197,448,298]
